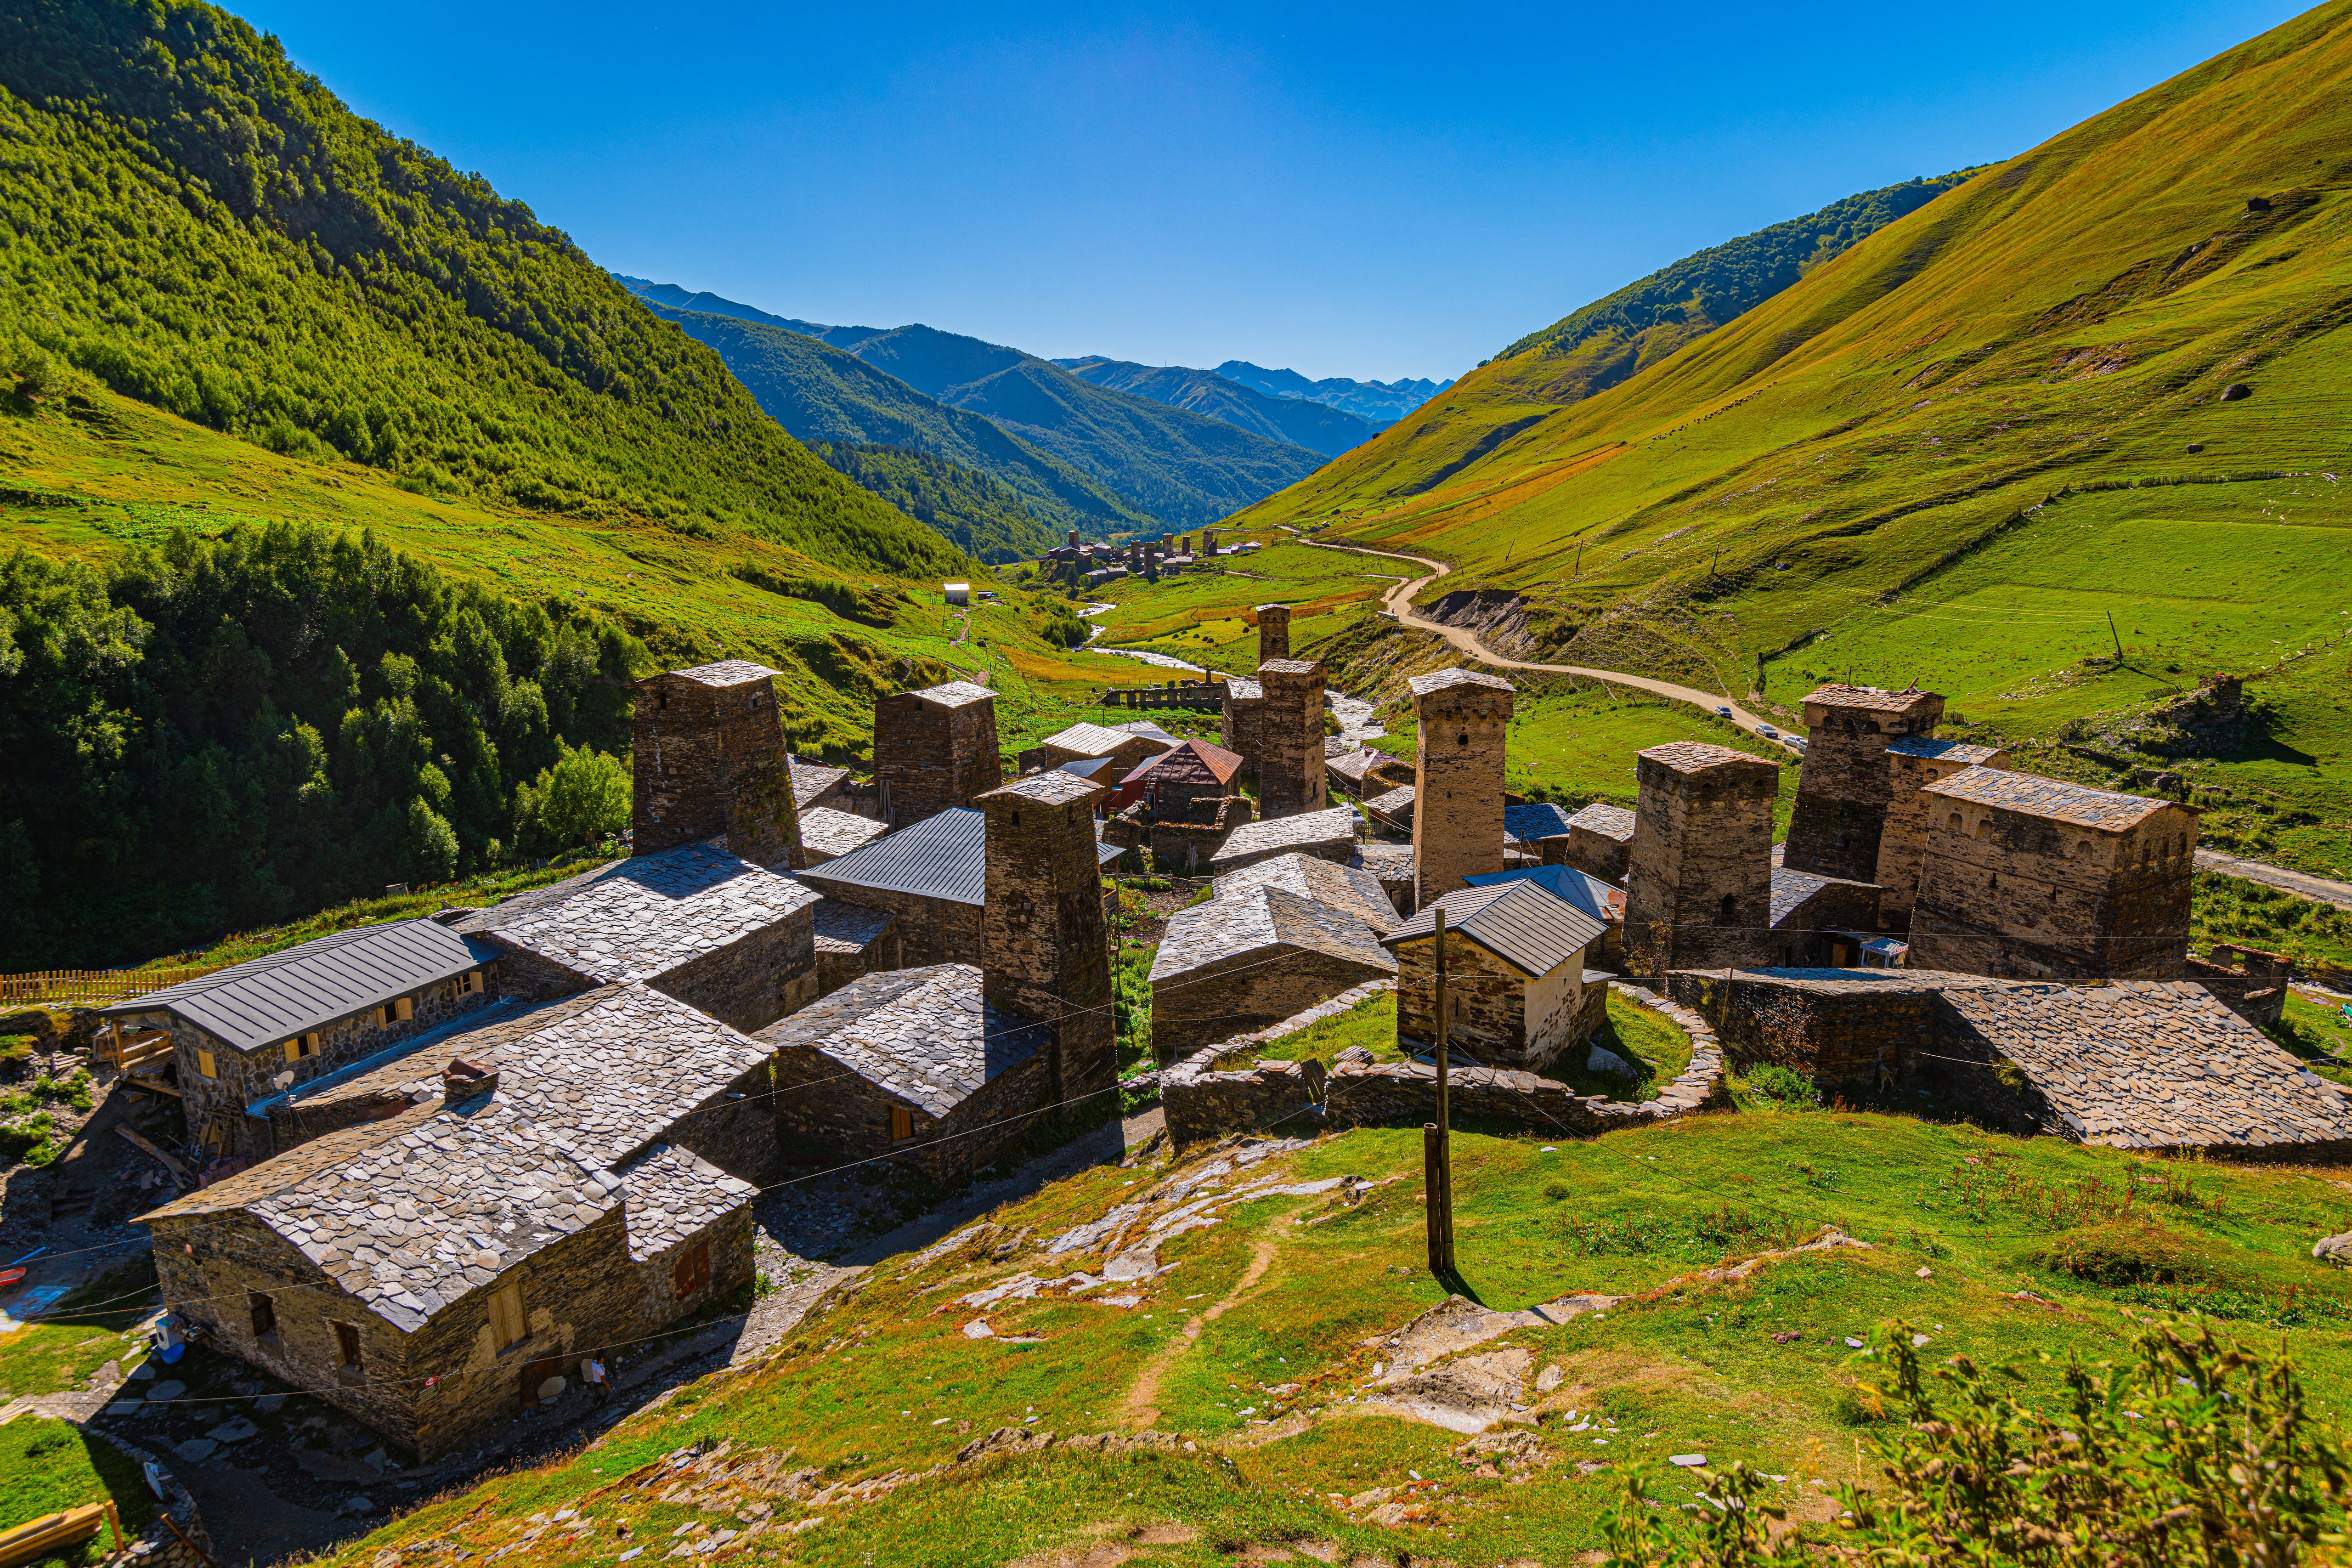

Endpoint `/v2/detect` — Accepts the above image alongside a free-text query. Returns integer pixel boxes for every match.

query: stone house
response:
[1125,739,1244,819]
[1767,867,1885,968]
[1875,736,2010,925]
[632,661,802,870]
[795,807,987,968]
[1781,685,1945,884]
[873,681,1001,827]
[1555,803,1636,883]
[1151,795,1254,876]
[1385,879,1607,1073]
[1327,747,1408,799]
[1351,844,1419,918]
[790,757,857,816]
[798,807,889,865]
[1909,768,2196,979]
[1150,882,1396,1063]
[457,840,821,1033]
[98,919,502,1164]
[1209,804,1361,874]
[1035,720,1170,783]
[813,901,899,998]
[1363,785,1416,837]
[1409,668,1515,908]
[1214,852,1399,937]
[134,983,772,1460]
[1466,864,1624,969]
[1220,676,1265,779]
[1622,742,1780,974]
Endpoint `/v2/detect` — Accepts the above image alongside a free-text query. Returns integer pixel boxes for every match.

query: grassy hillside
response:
[635,301,1147,549]
[0,0,971,585]
[1226,1,2352,877]
[1057,358,1382,457]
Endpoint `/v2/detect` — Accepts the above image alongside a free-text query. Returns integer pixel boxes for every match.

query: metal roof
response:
[1503,802,1577,843]
[1382,879,1604,978]
[1040,720,1139,757]
[798,807,987,906]
[102,918,497,1055]
[1465,865,1619,925]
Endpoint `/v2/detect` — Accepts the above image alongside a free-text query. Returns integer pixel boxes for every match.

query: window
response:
[461,970,484,995]
[488,1283,527,1350]
[889,1105,914,1142]
[1947,813,1962,832]
[283,1033,320,1064]
[334,1322,364,1373]
[1718,893,1737,925]
[249,1291,277,1341]
[393,997,414,1022]
[196,1049,217,1079]
[673,1241,712,1301]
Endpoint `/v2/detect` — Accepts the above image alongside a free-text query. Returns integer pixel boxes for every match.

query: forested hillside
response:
[1054,357,1380,457]
[0,0,970,581]
[1216,360,1451,425]
[0,524,639,968]
[810,443,1052,564]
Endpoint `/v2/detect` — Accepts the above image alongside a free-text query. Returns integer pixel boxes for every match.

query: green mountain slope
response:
[1235,0,2352,874]
[0,0,969,582]
[810,442,1053,565]
[1053,357,1381,457]
[632,301,1144,551]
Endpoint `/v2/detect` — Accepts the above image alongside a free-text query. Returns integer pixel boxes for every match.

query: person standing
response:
[583,1355,610,1404]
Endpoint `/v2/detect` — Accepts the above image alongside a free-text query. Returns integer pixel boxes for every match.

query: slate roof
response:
[1363,785,1416,825]
[1641,741,1778,776]
[136,984,770,1330]
[1258,657,1322,678]
[1040,720,1139,758]
[1407,668,1514,700]
[1887,736,2004,765]
[1925,766,2177,832]
[1350,843,1418,886]
[813,899,896,956]
[1214,852,1398,935]
[1770,866,1882,928]
[1382,879,1604,979]
[1327,750,1385,786]
[617,1144,759,1262]
[800,806,888,861]
[798,808,986,906]
[101,919,498,1055]
[789,757,851,809]
[1150,885,1396,984]
[1465,865,1622,925]
[1564,802,1638,841]
[458,841,820,985]
[753,963,1047,1118]
[1939,980,2352,1151]
[907,680,997,710]
[667,659,779,688]
[1224,676,1263,702]
[1503,802,1577,844]
[987,769,1105,809]
[1209,805,1361,870]
[1801,683,1939,715]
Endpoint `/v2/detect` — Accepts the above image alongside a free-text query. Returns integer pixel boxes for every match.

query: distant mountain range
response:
[1213,362,1453,426]
[617,278,1329,537]
[1051,358,1380,457]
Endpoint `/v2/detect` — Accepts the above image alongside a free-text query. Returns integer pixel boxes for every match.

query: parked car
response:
[1758,725,1779,738]
[1715,705,1733,718]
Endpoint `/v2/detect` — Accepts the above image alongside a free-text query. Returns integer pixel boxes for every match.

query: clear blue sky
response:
[240,0,2306,384]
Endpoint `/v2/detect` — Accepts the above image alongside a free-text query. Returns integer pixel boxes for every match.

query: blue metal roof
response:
[1465,864,1618,923]
[1502,801,1577,843]
[798,807,988,906]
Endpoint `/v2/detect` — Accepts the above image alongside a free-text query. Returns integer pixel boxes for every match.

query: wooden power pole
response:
[1425,908,1457,1277]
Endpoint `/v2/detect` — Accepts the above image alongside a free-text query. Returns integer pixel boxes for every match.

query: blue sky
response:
[241,0,2306,383]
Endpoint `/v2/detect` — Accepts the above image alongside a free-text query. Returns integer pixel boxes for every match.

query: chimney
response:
[977,772,1114,1109]
[442,1058,499,1101]
[632,661,803,868]
[1408,668,1514,906]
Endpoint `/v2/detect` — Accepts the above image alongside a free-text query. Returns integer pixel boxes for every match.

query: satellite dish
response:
[273,1071,295,1090]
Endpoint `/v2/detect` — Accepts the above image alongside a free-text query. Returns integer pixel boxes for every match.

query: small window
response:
[283,1032,321,1064]
[249,1291,277,1341]
[488,1282,526,1349]
[1946,813,1962,832]
[461,970,483,995]
[393,997,414,1022]
[889,1105,914,1142]
[334,1322,364,1372]
[196,1049,217,1079]
[673,1241,712,1301]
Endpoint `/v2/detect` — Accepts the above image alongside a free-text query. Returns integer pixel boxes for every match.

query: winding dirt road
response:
[1312,539,1799,753]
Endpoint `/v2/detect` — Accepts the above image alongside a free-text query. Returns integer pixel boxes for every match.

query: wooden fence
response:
[0,966,212,1008]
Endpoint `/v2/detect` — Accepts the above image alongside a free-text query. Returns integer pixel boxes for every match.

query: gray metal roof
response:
[798,807,987,906]
[102,918,497,1055]
[1382,879,1604,978]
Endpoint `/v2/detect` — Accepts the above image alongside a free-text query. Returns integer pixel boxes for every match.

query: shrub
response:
[1741,1064,1817,1106]
[1542,1179,1570,1201]
[2032,1217,2212,1286]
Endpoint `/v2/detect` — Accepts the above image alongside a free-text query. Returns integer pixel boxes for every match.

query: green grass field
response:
[0,1419,158,1565]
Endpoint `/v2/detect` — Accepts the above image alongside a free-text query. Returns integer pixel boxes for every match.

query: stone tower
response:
[872,680,1000,827]
[1782,685,1945,883]
[1256,604,1291,666]
[1877,736,2009,926]
[632,660,803,868]
[978,771,1115,1107]
[1256,659,1328,820]
[1621,741,1779,974]
[1409,667,1515,907]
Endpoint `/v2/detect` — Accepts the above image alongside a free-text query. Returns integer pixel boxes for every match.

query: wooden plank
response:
[116,1125,194,1187]
[0,1504,110,1568]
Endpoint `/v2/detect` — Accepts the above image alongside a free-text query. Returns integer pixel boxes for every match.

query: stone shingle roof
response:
[1224,677,1263,702]
[908,681,997,710]
[1209,805,1360,870]
[799,808,987,906]
[1408,668,1514,700]
[668,659,780,688]
[1564,802,1637,841]
[1503,802,1577,844]
[1350,844,1417,886]
[460,841,819,985]
[801,807,888,860]
[1150,885,1395,984]
[101,918,496,1054]
[984,769,1103,807]
[136,984,770,1330]
[752,963,1046,1118]
[616,1144,758,1263]
[1887,736,2004,765]
[1363,785,1416,823]
[1925,766,2177,832]
[1800,683,1939,715]
[1214,852,1397,935]
[790,758,851,809]
[1770,866,1878,928]
[1040,720,1139,758]
[1941,981,2352,1151]
[1327,750,1384,784]
[1113,719,1182,745]
[1640,741,1776,776]
[1258,658,1322,678]
[813,899,896,955]
[1384,879,1604,978]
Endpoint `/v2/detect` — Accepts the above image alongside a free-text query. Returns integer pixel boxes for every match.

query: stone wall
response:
[1255,661,1328,820]
[626,1202,755,1337]
[774,1044,1050,1182]
[1663,969,1944,1093]
[1877,743,2009,925]
[2185,946,2291,1028]
[1221,681,1264,778]
[875,687,1001,828]
[1622,744,1779,974]
[632,663,802,868]
[667,1059,783,1184]
[1555,819,1632,883]
[1392,934,1592,1073]
[642,906,819,1034]
[1782,688,1943,884]
[1151,946,1394,1065]
[980,776,1116,1107]
[93,1433,212,1568]
[1256,604,1291,665]
[1151,798,1252,876]
[1410,670,1514,908]
[804,884,982,968]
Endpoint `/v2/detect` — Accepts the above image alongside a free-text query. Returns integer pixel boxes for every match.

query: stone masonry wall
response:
[874,689,1001,827]
[805,885,983,968]
[1622,747,1779,974]
[1256,661,1328,820]
[981,778,1116,1108]
[645,907,818,1034]
[666,1059,783,1184]
[1782,692,1942,884]
[1392,936,1567,1071]
[1878,748,2006,926]
[1555,824,1631,884]
[1664,970,1942,1092]
[774,1045,1049,1182]
[1411,672,1514,908]
[1221,686,1265,779]
[1150,947,1393,1065]
[627,1203,754,1337]
[633,666,801,867]
[1256,604,1291,665]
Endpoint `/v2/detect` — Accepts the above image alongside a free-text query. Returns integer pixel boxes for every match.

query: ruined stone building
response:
[1765,867,1885,968]
[1555,803,1636,883]
[1147,796,1255,876]
[1908,768,2196,979]
[1255,603,1291,664]
[796,807,987,967]
[632,661,802,869]
[1876,736,2010,925]
[762,772,1113,1174]
[1326,747,1408,799]
[137,983,774,1460]
[1208,804,1361,874]
[1409,668,1515,908]
[872,681,1000,827]
[1621,742,1780,974]
[1150,854,1397,1062]
[1255,659,1329,819]
[1385,879,1607,1072]
[1780,685,1944,885]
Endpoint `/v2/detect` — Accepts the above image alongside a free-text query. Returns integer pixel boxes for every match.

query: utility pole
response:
[2106,611,2125,663]
[1425,908,1456,1278]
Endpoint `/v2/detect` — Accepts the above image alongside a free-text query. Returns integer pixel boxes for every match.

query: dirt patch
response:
[1121,1235,1282,1428]
[1368,1346,1535,1435]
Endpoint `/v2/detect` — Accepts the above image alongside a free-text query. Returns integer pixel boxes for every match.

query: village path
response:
[2194,848,2352,912]
[1301,539,1798,754]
